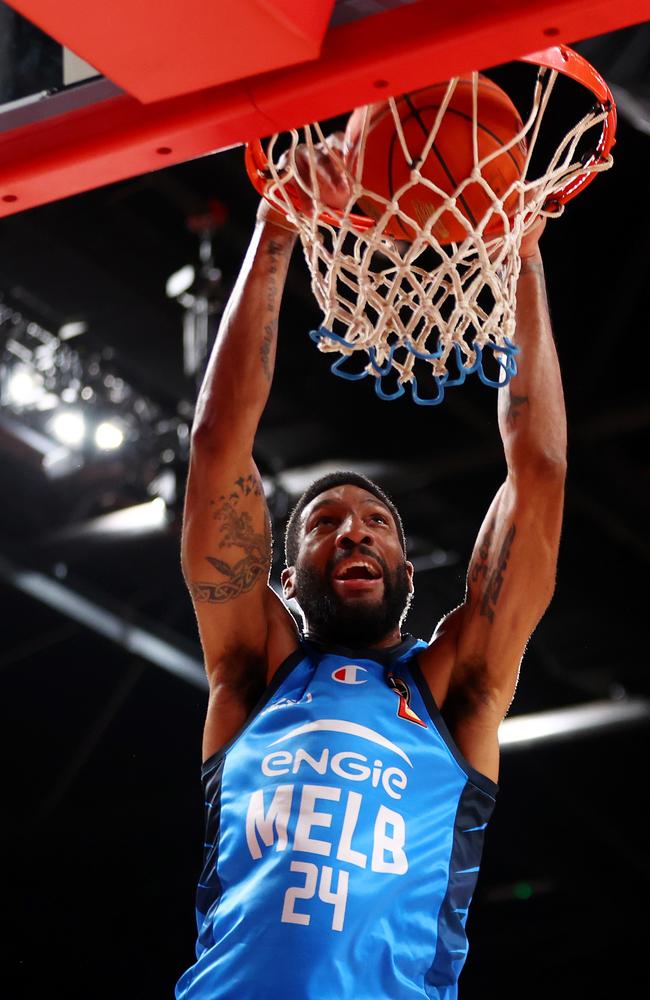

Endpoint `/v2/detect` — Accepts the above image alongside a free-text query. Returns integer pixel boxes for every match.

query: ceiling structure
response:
[2,3,649,998]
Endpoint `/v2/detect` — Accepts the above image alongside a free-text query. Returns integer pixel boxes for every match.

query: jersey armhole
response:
[201,646,306,779]
[408,656,499,799]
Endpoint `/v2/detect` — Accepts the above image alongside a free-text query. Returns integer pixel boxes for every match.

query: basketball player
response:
[175,143,565,998]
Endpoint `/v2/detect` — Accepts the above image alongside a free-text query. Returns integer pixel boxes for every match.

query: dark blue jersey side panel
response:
[196,755,226,940]
[426,780,496,993]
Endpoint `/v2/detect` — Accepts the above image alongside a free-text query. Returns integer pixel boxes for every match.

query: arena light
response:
[95,419,125,451]
[499,698,650,747]
[5,365,42,406]
[49,409,86,447]
[1,299,191,501]
[58,320,88,341]
[67,497,169,536]
[166,264,195,299]
[108,496,168,532]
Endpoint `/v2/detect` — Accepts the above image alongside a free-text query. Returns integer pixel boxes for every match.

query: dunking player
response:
[175,142,566,998]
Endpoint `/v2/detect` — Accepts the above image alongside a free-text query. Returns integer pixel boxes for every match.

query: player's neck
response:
[303,625,404,650]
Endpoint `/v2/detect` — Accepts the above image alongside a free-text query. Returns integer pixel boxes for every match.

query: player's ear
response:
[281,565,297,600]
[406,560,415,593]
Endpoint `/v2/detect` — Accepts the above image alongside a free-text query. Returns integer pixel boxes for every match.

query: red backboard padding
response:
[6,0,335,102]
[1,0,649,216]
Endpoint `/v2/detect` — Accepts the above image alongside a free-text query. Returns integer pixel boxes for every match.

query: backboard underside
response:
[1,0,649,217]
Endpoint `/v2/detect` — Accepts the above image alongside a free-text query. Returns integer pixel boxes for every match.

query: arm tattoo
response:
[505,392,529,430]
[519,259,544,277]
[260,322,275,382]
[190,474,271,604]
[469,519,495,587]
[519,257,550,311]
[260,239,285,382]
[478,524,517,624]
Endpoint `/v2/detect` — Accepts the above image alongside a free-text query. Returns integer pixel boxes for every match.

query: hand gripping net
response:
[246,46,616,404]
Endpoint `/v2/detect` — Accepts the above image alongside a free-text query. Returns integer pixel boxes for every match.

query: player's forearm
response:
[498,249,567,475]
[192,218,297,449]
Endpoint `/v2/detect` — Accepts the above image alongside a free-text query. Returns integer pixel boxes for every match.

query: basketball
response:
[344,76,527,243]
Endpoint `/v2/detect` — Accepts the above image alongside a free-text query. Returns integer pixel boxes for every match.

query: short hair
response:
[284,471,406,567]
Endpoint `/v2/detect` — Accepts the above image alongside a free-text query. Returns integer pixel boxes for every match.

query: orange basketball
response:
[344,76,527,243]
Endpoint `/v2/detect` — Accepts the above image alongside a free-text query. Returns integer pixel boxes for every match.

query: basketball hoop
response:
[245,46,616,404]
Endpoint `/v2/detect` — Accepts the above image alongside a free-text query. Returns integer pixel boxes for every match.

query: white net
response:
[253,60,614,403]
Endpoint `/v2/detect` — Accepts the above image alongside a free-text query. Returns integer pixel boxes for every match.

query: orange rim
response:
[244,44,616,230]
[521,45,617,208]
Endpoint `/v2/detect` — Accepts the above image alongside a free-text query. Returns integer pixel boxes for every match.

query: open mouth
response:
[332,558,383,590]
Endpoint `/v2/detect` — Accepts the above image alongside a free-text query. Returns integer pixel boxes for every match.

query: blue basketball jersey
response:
[176,636,497,999]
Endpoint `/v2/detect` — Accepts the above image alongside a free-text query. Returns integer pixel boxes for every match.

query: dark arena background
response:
[1,4,649,999]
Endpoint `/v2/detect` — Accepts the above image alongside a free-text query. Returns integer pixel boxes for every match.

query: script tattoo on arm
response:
[519,257,550,310]
[480,525,516,623]
[468,520,517,624]
[259,238,284,382]
[260,322,275,382]
[469,520,495,589]
[189,474,271,604]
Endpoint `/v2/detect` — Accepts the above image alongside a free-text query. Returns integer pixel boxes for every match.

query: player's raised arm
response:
[421,221,567,781]
[182,203,300,756]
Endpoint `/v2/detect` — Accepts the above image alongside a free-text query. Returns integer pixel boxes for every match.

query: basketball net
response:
[246,47,615,404]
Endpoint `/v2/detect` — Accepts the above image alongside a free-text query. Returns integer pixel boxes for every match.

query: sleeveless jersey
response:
[175,636,497,1000]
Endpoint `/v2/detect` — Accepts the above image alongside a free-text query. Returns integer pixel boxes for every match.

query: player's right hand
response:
[263,132,352,221]
[297,131,352,212]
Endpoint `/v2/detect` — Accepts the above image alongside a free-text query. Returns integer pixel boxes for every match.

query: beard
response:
[294,551,413,647]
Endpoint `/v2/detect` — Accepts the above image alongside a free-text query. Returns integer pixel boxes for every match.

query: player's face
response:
[283,485,414,645]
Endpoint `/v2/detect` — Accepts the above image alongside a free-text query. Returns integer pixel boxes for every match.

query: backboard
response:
[1,0,649,217]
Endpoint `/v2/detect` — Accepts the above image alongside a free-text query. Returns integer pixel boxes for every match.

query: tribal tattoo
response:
[190,474,271,605]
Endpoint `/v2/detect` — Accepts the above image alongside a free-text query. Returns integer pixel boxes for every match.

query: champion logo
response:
[332,664,368,685]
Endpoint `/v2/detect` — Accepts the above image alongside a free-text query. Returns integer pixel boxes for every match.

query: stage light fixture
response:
[95,420,125,451]
[166,265,195,300]
[2,297,192,513]
[58,321,88,341]
[49,409,86,447]
[6,365,42,406]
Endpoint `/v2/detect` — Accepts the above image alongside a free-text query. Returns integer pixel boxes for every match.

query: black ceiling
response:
[2,28,650,1000]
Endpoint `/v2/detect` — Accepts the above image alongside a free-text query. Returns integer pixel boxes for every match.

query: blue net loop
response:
[474,337,519,388]
[311,327,519,405]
